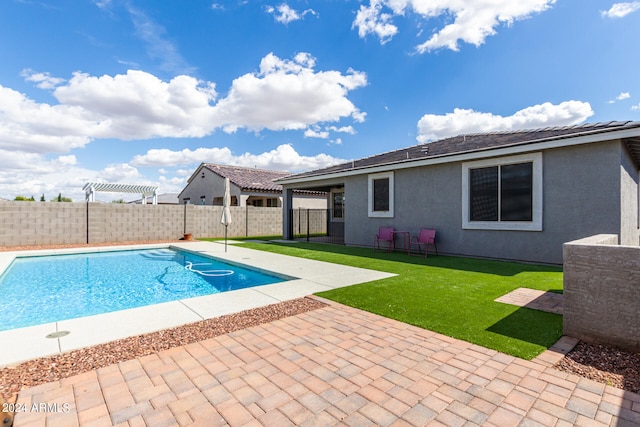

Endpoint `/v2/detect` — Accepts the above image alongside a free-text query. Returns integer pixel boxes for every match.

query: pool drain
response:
[46,331,70,339]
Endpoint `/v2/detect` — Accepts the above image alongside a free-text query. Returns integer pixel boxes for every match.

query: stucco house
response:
[277,121,640,264]
[179,163,326,208]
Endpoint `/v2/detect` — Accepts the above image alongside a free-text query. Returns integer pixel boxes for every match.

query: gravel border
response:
[554,341,640,394]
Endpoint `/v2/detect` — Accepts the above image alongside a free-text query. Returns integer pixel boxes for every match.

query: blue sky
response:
[1,0,639,201]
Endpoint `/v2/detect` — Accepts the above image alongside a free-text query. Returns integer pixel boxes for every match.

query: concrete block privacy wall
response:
[563,234,640,352]
[0,202,283,246]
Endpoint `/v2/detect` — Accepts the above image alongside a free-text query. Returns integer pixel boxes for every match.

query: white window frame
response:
[368,171,394,218]
[462,153,543,231]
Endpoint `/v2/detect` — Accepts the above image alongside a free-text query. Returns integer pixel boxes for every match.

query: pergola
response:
[83,182,159,204]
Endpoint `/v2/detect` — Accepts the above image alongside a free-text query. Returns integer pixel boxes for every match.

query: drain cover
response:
[46,331,70,339]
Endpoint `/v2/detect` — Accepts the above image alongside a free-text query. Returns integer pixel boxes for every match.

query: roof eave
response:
[277,126,640,186]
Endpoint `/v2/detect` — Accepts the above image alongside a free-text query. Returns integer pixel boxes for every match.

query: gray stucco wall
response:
[335,140,635,264]
[620,144,640,246]
[563,234,640,352]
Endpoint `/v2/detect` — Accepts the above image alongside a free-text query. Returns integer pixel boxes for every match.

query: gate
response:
[290,209,344,244]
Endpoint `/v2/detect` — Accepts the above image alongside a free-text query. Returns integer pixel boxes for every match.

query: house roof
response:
[129,193,179,204]
[203,164,291,193]
[278,121,640,183]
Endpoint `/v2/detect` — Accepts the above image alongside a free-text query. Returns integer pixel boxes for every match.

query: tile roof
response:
[282,121,640,181]
[203,164,290,192]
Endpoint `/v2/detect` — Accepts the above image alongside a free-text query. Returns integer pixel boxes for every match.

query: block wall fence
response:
[563,234,640,352]
[0,202,282,246]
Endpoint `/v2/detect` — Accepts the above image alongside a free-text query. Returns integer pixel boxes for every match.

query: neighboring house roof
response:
[278,121,640,183]
[203,164,290,193]
[129,193,179,204]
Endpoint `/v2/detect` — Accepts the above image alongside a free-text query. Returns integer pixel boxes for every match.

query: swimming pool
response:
[0,248,289,331]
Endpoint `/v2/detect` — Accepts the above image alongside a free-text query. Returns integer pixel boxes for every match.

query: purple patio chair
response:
[374,227,395,253]
[410,228,438,257]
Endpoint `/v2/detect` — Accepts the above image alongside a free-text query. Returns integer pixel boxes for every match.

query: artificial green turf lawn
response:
[238,241,563,360]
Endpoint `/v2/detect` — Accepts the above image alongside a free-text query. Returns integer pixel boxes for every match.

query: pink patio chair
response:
[410,228,438,257]
[374,227,395,253]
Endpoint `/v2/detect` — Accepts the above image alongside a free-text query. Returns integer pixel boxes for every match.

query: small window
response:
[368,172,394,218]
[463,153,542,231]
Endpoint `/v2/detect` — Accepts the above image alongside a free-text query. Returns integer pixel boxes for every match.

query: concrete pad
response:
[253,279,334,301]
[0,323,61,366]
[179,288,280,319]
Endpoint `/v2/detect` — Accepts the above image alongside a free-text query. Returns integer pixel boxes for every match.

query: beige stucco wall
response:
[0,202,283,246]
[178,165,326,208]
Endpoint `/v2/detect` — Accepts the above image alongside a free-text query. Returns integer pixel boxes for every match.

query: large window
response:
[368,172,394,218]
[462,153,542,231]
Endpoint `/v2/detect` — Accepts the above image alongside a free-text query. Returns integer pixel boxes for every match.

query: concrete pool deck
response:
[0,241,395,367]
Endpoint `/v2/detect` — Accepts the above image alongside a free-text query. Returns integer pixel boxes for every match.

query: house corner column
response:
[282,187,294,240]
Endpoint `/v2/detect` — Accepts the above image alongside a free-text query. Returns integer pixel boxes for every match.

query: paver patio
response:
[495,288,564,315]
[13,297,640,426]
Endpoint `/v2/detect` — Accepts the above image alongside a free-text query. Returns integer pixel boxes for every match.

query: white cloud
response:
[212,52,367,133]
[0,85,95,153]
[126,5,197,75]
[100,163,141,182]
[352,0,399,44]
[416,101,594,143]
[266,3,317,24]
[131,143,345,172]
[353,0,555,52]
[304,128,330,139]
[601,2,640,18]
[327,125,356,134]
[158,175,186,187]
[232,144,344,171]
[0,54,365,155]
[0,152,98,201]
[609,92,631,103]
[21,69,66,90]
[93,0,112,10]
[54,70,218,139]
[131,147,233,166]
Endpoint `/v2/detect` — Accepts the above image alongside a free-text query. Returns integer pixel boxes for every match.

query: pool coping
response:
[0,241,396,367]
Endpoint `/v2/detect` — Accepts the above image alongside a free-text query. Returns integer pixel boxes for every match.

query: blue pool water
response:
[0,248,288,331]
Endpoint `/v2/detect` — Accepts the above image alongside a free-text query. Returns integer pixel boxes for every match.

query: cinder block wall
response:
[247,207,282,236]
[0,202,283,246]
[0,201,87,245]
[563,234,640,352]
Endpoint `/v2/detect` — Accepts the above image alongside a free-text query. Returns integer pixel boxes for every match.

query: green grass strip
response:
[239,241,563,360]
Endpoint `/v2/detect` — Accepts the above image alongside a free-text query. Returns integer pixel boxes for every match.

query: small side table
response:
[393,231,410,255]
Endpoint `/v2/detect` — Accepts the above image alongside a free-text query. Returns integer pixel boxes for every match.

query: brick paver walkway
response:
[14,298,640,426]
[495,288,564,315]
